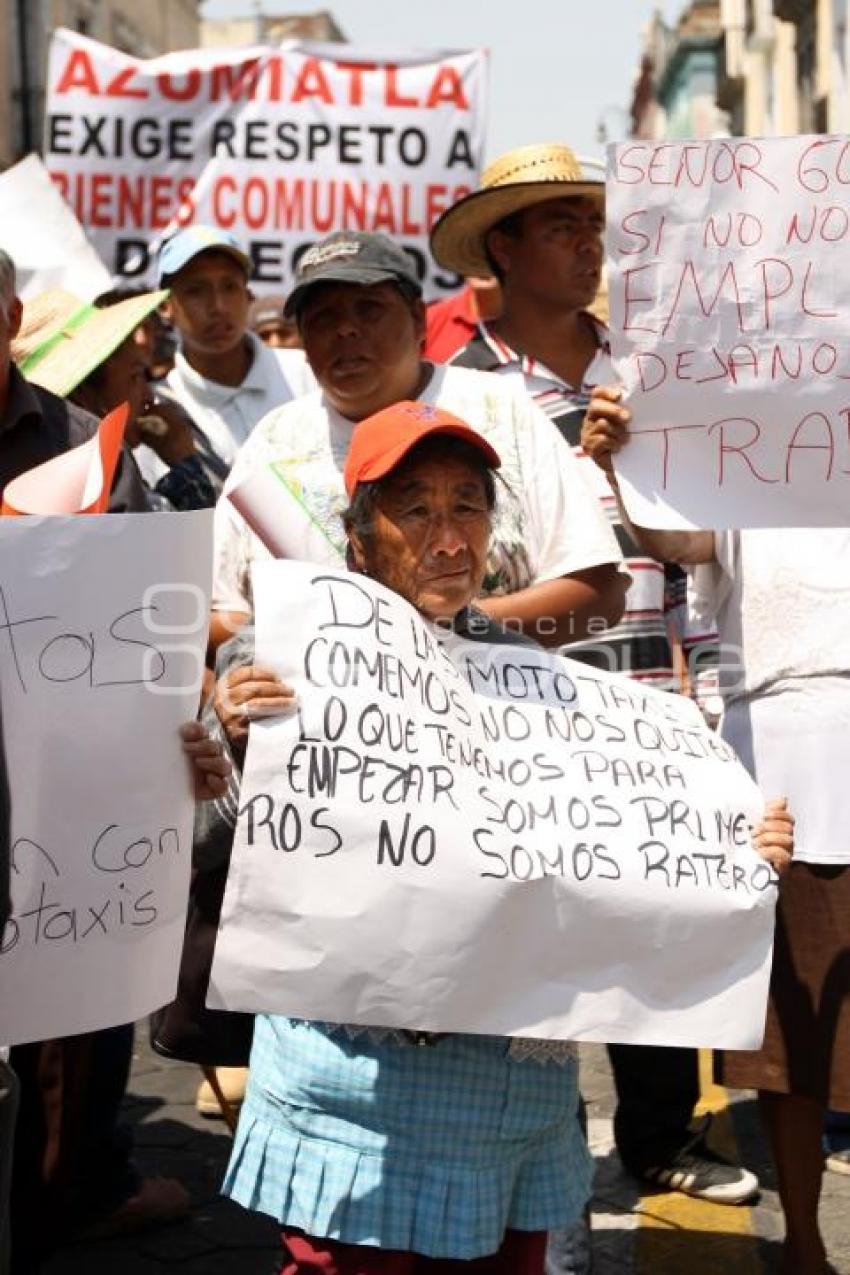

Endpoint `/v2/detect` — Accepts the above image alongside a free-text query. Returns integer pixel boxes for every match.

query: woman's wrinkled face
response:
[350,455,493,622]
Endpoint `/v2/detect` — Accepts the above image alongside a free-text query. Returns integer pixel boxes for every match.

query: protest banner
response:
[606,135,850,528]
[0,512,211,1045]
[210,561,776,1049]
[44,29,487,297]
[0,153,111,299]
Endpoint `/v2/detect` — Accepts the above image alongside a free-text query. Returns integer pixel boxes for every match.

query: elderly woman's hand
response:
[214,664,296,764]
[751,798,794,878]
[581,385,631,475]
[180,721,232,801]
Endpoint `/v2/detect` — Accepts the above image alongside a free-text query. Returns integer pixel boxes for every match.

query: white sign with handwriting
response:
[606,135,850,528]
[0,512,211,1045]
[210,562,776,1049]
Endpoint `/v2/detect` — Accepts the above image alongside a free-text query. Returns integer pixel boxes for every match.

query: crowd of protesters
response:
[0,133,844,1275]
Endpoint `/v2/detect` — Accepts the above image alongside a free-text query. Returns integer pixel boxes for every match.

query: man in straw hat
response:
[431,143,606,392]
[431,147,752,1210]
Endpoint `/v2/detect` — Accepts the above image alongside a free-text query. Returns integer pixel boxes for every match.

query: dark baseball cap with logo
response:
[284,231,422,319]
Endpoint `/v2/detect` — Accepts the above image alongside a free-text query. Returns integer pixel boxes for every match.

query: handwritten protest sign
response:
[606,135,850,528]
[0,512,211,1045]
[44,29,487,297]
[210,562,776,1048]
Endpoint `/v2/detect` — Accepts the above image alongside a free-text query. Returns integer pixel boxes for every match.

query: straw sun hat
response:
[430,143,604,280]
[13,288,169,398]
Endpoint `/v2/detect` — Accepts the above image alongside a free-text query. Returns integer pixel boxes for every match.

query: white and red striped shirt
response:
[453,318,719,697]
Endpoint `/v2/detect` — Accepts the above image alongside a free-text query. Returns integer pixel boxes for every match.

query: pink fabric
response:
[280,1227,547,1274]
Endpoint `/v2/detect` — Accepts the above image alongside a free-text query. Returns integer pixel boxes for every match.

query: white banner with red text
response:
[44,29,487,297]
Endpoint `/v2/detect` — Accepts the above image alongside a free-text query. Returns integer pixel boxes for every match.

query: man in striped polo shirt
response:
[430,144,743,1215]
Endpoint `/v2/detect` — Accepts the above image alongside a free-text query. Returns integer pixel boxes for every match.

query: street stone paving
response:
[39,1035,850,1274]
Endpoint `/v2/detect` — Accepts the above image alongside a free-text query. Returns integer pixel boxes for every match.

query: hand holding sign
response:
[750,798,794,877]
[579,385,629,474]
[213,663,296,764]
[179,721,232,802]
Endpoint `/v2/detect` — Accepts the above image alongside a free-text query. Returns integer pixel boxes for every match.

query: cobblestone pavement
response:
[39,1035,850,1273]
[41,1038,280,1275]
[579,1045,850,1275]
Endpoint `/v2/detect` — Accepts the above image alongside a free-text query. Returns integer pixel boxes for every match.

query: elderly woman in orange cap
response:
[196,403,793,1275]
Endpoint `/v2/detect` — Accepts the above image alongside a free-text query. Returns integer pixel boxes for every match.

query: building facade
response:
[827,0,850,130]
[632,0,849,141]
[774,0,850,131]
[716,0,800,135]
[200,10,345,48]
[630,1,728,140]
[1,0,201,167]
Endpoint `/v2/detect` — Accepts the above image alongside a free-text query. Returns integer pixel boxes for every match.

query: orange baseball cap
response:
[344,401,502,497]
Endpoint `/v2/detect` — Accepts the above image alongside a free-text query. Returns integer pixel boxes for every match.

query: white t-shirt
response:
[692,529,850,700]
[692,528,850,863]
[212,362,624,618]
[159,332,316,473]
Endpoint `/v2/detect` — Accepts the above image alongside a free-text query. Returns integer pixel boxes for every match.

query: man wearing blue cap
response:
[155,226,314,479]
[156,226,315,1120]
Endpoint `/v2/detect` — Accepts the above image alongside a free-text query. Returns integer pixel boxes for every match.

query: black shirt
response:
[0,365,149,511]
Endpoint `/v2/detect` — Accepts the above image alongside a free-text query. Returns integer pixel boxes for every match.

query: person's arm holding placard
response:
[581,387,715,567]
[752,799,794,877]
[179,721,231,801]
[192,627,295,872]
[581,395,797,882]
[212,663,295,767]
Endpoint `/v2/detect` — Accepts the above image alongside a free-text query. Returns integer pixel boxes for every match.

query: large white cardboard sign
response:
[44,29,487,297]
[606,135,850,528]
[0,512,211,1045]
[210,562,776,1049]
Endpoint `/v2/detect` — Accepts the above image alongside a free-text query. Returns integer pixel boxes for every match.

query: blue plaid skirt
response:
[223,1015,592,1260]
